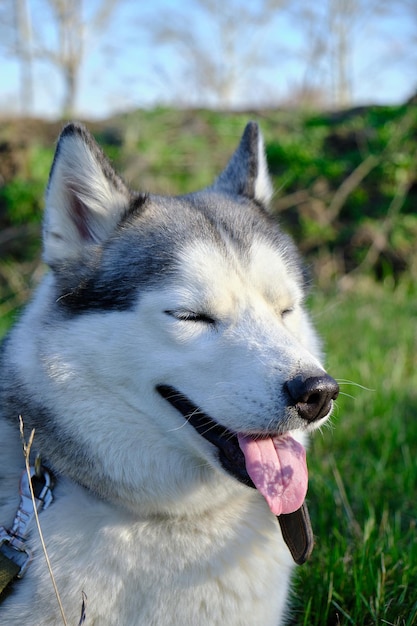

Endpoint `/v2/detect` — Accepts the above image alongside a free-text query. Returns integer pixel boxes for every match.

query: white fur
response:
[254,131,274,205]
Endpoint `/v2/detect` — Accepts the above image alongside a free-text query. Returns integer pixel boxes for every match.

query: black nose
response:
[285,374,339,422]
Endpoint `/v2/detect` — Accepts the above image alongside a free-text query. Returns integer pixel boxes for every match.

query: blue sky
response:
[0,0,415,119]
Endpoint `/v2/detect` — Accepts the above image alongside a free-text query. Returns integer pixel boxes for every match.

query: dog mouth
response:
[156,384,315,565]
[156,384,254,487]
[156,385,308,517]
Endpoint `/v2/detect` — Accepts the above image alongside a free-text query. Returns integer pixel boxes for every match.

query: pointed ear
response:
[43,123,130,266]
[211,122,273,207]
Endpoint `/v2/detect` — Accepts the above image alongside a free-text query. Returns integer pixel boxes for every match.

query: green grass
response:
[2,106,417,315]
[290,279,417,625]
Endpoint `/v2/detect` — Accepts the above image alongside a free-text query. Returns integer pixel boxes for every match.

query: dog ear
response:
[43,123,130,265]
[211,122,273,207]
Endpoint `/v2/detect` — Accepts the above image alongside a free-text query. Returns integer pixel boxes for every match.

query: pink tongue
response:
[237,434,308,515]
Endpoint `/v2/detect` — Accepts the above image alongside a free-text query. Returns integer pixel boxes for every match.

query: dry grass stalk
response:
[19,416,69,626]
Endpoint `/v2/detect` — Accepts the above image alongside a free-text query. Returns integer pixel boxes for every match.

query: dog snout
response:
[285,374,339,422]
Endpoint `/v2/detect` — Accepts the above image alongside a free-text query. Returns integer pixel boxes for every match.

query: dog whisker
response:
[336,379,374,392]
[337,391,358,401]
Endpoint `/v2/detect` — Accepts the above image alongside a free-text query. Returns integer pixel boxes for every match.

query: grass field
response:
[1,109,416,624]
[289,279,417,625]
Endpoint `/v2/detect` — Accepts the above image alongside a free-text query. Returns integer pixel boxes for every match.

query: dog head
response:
[5,123,338,516]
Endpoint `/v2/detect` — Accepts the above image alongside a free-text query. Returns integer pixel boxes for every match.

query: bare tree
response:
[48,0,84,117]
[0,0,123,116]
[328,0,360,107]
[147,0,290,109]
[15,0,34,113]
[0,0,34,113]
[289,0,394,108]
[283,4,330,108]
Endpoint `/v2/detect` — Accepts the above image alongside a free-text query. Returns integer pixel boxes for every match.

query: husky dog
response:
[0,122,338,625]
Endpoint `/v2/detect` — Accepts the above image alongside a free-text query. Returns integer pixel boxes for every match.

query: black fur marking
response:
[119,193,150,225]
[157,385,255,488]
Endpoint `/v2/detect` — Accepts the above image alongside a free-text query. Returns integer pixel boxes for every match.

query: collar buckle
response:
[0,465,54,578]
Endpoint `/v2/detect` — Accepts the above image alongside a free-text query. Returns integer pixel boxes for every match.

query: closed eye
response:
[164,310,216,325]
[281,307,294,319]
